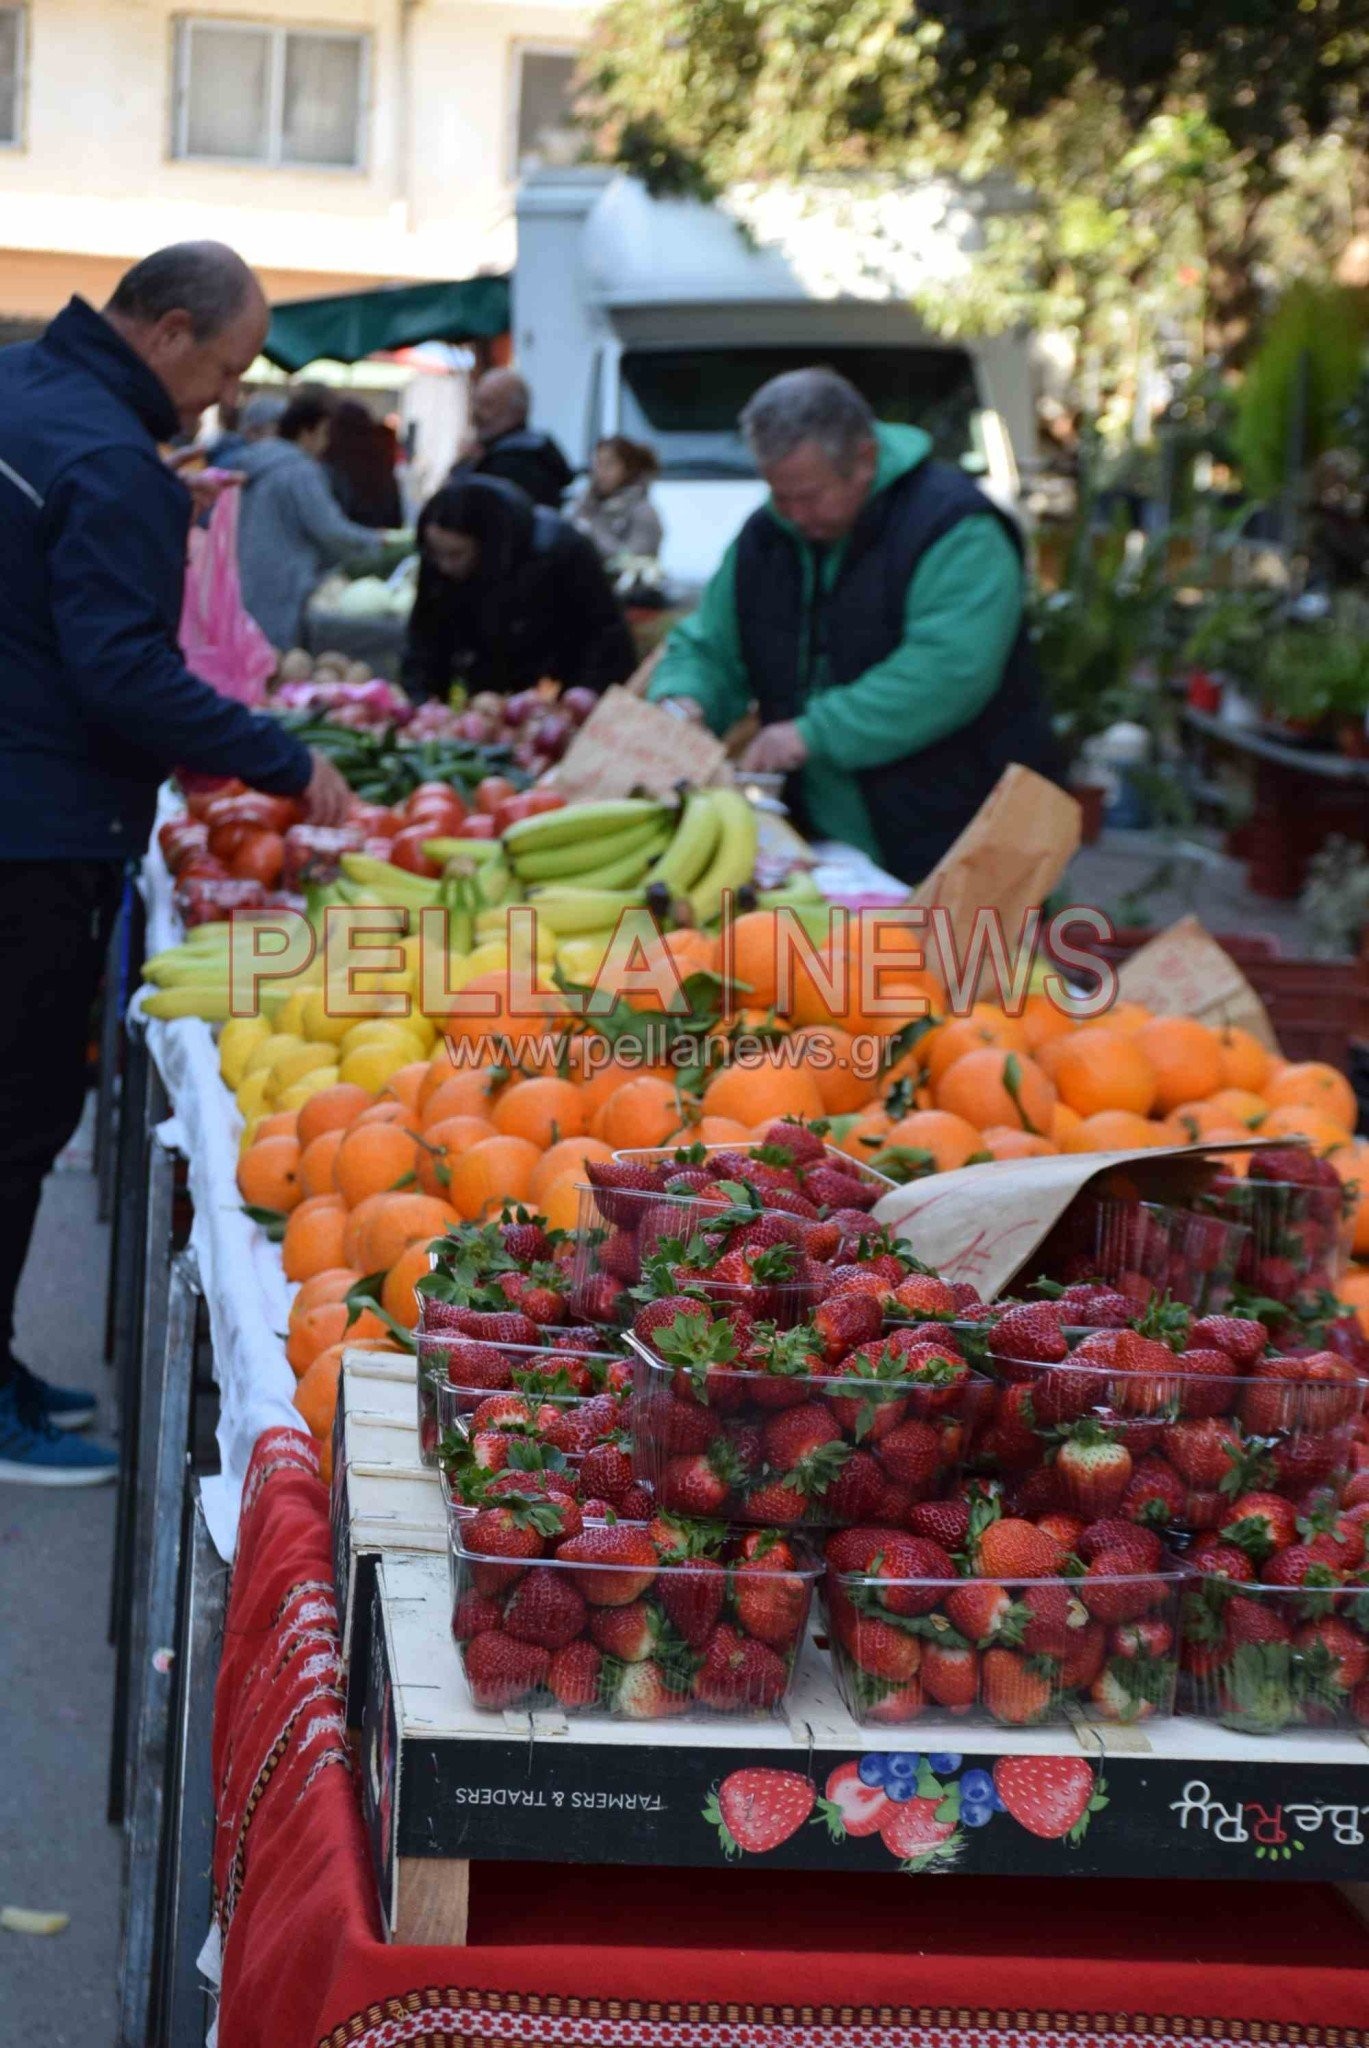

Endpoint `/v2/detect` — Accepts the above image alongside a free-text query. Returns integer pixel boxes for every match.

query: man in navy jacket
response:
[0,241,350,1484]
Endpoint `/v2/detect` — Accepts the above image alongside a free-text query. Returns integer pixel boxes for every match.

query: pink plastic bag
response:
[178,478,277,708]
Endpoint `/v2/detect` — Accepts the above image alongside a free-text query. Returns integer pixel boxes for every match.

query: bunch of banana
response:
[502,799,672,889]
[677,785,760,927]
[141,921,324,1023]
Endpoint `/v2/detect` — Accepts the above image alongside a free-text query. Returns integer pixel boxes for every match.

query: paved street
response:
[0,1157,119,2044]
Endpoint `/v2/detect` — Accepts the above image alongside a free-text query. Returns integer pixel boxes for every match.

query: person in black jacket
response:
[0,240,350,1486]
[446,369,574,509]
[400,476,637,702]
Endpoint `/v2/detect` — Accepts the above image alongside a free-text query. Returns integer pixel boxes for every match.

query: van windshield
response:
[617,345,984,480]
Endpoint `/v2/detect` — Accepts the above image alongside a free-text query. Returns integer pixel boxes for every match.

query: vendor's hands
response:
[301,749,352,826]
[740,720,808,774]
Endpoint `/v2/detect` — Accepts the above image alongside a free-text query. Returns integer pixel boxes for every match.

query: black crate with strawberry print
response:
[449,1508,821,1719]
[971,1309,1369,1542]
[627,1305,994,1531]
[414,1330,630,1467]
[821,1501,1187,1729]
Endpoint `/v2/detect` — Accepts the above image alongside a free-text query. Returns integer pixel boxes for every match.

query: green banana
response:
[759,871,825,906]
[524,886,647,935]
[687,787,759,926]
[510,818,670,883]
[644,787,723,896]
[502,798,668,859]
[420,836,503,865]
[339,852,441,903]
[142,984,235,1022]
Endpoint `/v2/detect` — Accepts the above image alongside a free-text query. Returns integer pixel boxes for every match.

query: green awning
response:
[263,276,510,373]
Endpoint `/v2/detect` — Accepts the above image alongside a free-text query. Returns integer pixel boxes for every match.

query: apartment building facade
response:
[0,0,591,321]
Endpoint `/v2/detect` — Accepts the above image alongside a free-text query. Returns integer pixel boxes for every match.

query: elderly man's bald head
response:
[471,368,531,441]
[103,240,269,432]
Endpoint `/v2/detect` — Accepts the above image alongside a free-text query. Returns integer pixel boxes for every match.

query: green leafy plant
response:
[1299,835,1369,959]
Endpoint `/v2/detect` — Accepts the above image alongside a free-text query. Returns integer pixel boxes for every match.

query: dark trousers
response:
[0,860,123,1382]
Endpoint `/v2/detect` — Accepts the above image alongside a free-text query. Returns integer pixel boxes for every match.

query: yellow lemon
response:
[339,1018,428,1062]
[338,1042,417,1094]
[218,1014,270,1090]
[235,1069,276,1120]
[276,1064,343,1111]
[274,989,311,1037]
[242,1032,308,1080]
[273,1041,339,1091]
[300,987,352,1046]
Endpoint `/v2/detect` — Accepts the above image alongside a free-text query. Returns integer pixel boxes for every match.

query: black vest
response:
[735,458,1064,883]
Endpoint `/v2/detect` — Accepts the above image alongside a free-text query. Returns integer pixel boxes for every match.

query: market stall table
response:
[1183,706,1369,897]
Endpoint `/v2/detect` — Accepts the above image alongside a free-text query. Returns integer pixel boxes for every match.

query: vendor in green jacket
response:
[647,367,1062,883]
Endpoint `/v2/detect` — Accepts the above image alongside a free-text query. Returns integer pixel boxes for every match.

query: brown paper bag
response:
[545,688,734,801]
[872,1137,1266,1297]
[1116,916,1279,1052]
[909,766,1082,1000]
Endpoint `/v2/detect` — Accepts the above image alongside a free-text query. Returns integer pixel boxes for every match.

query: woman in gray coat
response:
[236,393,391,650]
[568,436,663,568]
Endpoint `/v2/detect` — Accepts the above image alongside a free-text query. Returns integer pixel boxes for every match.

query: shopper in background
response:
[447,368,574,509]
[236,391,393,650]
[205,389,287,468]
[648,367,1062,883]
[568,435,664,570]
[0,240,351,1484]
[325,397,403,529]
[401,474,636,701]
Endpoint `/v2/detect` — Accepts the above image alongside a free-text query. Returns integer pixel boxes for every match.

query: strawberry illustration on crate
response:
[992,1756,1108,1841]
[704,1768,816,1856]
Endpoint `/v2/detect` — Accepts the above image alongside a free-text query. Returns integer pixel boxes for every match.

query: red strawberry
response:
[693,1624,791,1708]
[1294,1618,1369,1690]
[656,1557,728,1646]
[821,1760,889,1837]
[620,1481,656,1519]
[502,1567,588,1651]
[705,1767,815,1855]
[444,1309,541,1347]
[760,1118,829,1164]
[570,1273,626,1324]
[1225,1596,1292,1647]
[1261,1543,1344,1591]
[1190,1314,1268,1366]
[891,1273,958,1319]
[876,1795,959,1864]
[634,1295,710,1349]
[1077,1521,1162,1570]
[1057,1283,1135,1328]
[840,1614,923,1682]
[599,1230,644,1282]
[614,1661,693,1719]
[498,1272,567,1326]
[1055,1424,1133,1517]
[874,1419,945,1497]
[648,1396,722,1456]
[1119,1458,1187,1530]
[462,1631,550,1708]
[443,1341,515,1392]
[822,1450,889,1525]
[1056,1621,1106,1692]
[992,1755,1101,1838]
[556,1525,659,1606]
[762,1402,843,1471]
[661,1446,739,1519]
[824,1525,904,1573]
[1188,1535,1255,1581]
[1080,1550,1166,1624]
[585,1157,669,1222]
[944,1581,1023,1646]
[1030,1360,1109,1429]
[865,1534,953,1616]
[1163,1417,1243,1491]
[547,1639,602,1708]
[863,1680,928,1724]
[1111,1614,1174,1659]
[921,1639,980,1711]
[464,1499,562,1592]
[810,1290,884,1365]
[805,1165,880,1212]
[975,1517,1063,1579]
[1221,1491,1299,1560]
[589,1601,662,1661]
[578,1441,636,1508]
[981,1648,1054,1725]
[907,1497,973,1549]
[1171,1347,1238,1420]
[500,1215,552,1264]
[451,1591,503,1642]
[743,1477,810,1524]
[988,1302,1067,1365]
[734,1554,812,1647]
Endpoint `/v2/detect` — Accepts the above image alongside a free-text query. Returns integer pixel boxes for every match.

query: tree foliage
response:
[579,1,1369,391]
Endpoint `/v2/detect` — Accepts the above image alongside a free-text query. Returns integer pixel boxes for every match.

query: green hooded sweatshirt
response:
[647,423,1024,861]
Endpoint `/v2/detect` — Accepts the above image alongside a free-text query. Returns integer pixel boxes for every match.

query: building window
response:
[173,19,368,168]
[0,7,25,148]
[512,46,581,173]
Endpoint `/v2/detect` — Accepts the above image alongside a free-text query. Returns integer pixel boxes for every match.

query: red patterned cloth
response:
[214,1431,1369,2048]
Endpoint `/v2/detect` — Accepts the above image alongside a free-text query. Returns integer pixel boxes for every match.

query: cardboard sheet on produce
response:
[874,1138,1266,1298]
[546,688,733,799]
[909,765,1081,994]
[1116,915,1279,1051]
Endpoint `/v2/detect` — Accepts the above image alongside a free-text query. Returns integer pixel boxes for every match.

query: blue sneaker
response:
[0,1380,117,1486]
[11,1360,97,1432]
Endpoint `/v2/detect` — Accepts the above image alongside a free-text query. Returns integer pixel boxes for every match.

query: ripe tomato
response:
[404,781,465,820]
[474,776,516,816]
[348,801,402,839]
[492,790,566,835]
[158,819,208,871]
[176,853,230,882]
[455,813,496,840]
[229,830,286,888]
[388,826,443,878]
[203,792,301,835]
